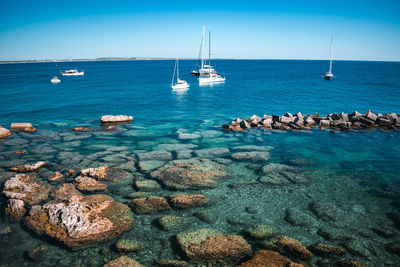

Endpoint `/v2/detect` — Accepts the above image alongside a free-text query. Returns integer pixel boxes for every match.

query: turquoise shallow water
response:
[0,60,400,266]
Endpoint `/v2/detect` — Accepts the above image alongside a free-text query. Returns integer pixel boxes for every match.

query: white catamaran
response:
[322,35,334,80]
[61,69,84,76]
[198,29,225,85]
[171,58,189,90]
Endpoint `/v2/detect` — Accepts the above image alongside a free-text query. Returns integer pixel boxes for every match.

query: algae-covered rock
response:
[5,199,26,221]
[103,256,144,267]
[169,194,210,209]
[114,239,143,252]
[155,259,189,267]
[262,235,313,260]
[159,215,189,231]
[51,183,81,202]
[0,126,11,138]
[150,159,227,190]
[310,201,343,222]
[129,196,171,214]
[26,194,134,249]
[310,243,346,257]
[48,171,64,182]
[137,150,172,161]
[245,224,278,240]
[138,160,166,172]
[238,249,308,267]
[134,179,161,191]
[259,163,310,185]
[10,161,46,172]
[231,151,270,162]
[75,176,108,192]
[176,228,251,260]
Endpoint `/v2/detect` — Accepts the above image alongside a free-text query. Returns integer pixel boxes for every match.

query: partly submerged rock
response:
[176,228,251,260]
[48,171,64,182]
[150,159,228,190]
[262,235,313,260]
[169,194,210,209]
[231,151,270,162]
[129,196,171,214]
[238,249,308,267]
[27,194,134,249]
[100,115,133,123]
[0,126,11,138]
[3,174,50,205]
[10,161,46,172]
[81,166,109,180]
[5,199,26,221]
[103,256,144,267]
[10,122,37,132]
[73,127,90,132]
[159,215,189,231]
[75,176,108,192]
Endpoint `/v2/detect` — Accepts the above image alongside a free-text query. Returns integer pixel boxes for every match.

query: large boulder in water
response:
[176,228,251,260]
[150,159,228,190]
[0,126,11,138]
[26,194,134,249]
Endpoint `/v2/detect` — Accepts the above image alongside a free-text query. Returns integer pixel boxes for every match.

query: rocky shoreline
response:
[223,110,400,131]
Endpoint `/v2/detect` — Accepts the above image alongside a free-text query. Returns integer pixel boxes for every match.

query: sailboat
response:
[198,30,225,85]
[191,26,218,76]
[322,35,334,80]
[171,58,189,90]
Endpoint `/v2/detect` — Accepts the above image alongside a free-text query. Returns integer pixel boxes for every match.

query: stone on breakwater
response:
[27,194,134,249]
[129,196,171,214]
[0,126,12,138]
[150,159,227,190]
[104,256,144,267]
[238,249,308,267]
[169,194,210,209]
[10,161,46,172]
[176,228,251,260]
[3,174,50,205]
[100,115,133,123]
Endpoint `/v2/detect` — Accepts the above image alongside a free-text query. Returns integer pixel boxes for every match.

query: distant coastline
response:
[0,57,399,64]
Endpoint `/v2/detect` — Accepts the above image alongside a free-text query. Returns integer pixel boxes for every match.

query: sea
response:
[0,60,399,266]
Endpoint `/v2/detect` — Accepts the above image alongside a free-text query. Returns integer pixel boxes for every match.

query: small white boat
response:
[322,35,334,80]
[50,76,61,84]
[61,69,84,76]
[171,58,189,90]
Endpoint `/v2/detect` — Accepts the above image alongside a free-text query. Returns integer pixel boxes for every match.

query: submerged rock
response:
[137,150,172,161]
[158,215,189,231]
[238,249,308,267]
[134,180,161,191]
[5,199,26,221]
[10,161,46,172]
[103,256,144,267]
[231,151,270,162]
[310,243,346,257]
[100,115,133,123]
[0,126,11,138]
[73,127,90,132]
[114,239,143,252]
[262,235,313,260]
[245,224,278,240]
[3,174,50,205]
[178,132,201,140]
[285,208,314,227]
[129,196,171,214]
[155,259,189,267]
[176,228,251,260]
[81,166,109,180]
[259,163,310,185]
[150,159,227,190]
[195,147,230,158]
[169,194,210,209]
[385,241,400,256]
[51,183,81,202]
[138,160,165,172]
[75,176,108,192]
[27,194,134,249]
[309,201,343,222]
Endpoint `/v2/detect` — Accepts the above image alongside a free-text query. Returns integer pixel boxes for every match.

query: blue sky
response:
[0,0,399,61]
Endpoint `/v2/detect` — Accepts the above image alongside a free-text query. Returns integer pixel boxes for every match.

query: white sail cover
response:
[177,78,185,83]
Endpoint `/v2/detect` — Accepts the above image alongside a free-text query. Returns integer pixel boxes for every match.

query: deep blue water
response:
[0,60,400,266]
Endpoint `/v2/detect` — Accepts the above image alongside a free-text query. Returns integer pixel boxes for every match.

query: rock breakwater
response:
[223,111,400,131]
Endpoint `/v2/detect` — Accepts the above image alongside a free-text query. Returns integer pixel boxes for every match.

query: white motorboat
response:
[171,58,189,90]
[322,35,334,80]
[61,69,84,76]
[50,76,61,84]
[198,30,225,85]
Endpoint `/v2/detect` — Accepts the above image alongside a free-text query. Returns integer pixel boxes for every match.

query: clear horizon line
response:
[0,57,399,64]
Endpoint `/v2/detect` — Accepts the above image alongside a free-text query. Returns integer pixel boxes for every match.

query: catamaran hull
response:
[172,84,189,90]
[199,77,226,84]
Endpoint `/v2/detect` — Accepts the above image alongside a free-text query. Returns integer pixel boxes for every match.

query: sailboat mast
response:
[329,34,333,74]
[209,31,211,76]
[177,58,179,81]
[171,59,176,86]
[201,26,205,69]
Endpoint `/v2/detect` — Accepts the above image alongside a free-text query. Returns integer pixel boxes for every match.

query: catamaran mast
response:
[208,31,211,71]
[177,58,179,81]
[201,26,205,70]
[171,59,176,86]
[329,34,333,74]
